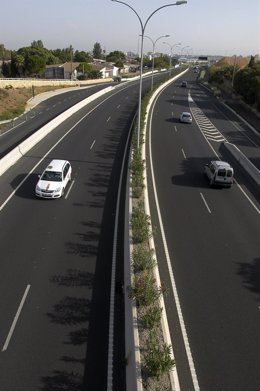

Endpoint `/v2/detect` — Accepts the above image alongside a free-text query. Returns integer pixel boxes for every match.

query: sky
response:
[1,0,260,57]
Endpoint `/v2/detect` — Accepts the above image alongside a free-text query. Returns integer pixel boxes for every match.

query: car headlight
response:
[55,187,62,192]
[36,185,41,191]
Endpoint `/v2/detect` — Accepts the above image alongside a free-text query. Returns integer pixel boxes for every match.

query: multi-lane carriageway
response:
[0,69,259,391]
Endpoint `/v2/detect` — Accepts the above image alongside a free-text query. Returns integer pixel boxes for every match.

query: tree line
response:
[0,40,172,79]
[0,41,118,78]
[208,56,260,111]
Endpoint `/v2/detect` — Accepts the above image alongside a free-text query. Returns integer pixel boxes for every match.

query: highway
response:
[0,70,177,391]
[147,68,260,391]
[0,86,131,391]
[0,68,259,391]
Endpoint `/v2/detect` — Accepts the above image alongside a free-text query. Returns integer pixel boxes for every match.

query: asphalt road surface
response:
[0,83,112,157]
[0,70,177,391]
[147,69,260,391]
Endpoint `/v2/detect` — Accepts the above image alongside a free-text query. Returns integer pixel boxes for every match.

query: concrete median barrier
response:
[224,141,260,187]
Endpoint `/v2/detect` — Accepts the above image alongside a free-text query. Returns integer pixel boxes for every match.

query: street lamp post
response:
[70,44,73,80]
[143,34,170,90]
[163,42,181,76]
[180,45,190,62]
[111,0,187,150]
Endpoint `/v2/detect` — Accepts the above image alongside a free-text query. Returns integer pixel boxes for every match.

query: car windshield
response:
[183,114,191,118]
[41,171,62,181]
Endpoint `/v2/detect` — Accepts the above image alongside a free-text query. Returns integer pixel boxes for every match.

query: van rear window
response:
[218,169,226,177]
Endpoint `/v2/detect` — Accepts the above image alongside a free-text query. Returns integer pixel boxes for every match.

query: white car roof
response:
[213,160,231,168]
[45,159,68,172]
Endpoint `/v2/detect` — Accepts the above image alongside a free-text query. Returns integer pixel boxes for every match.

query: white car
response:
[35,159,72,198]
[204,160,234,187]
[180,112,192,123]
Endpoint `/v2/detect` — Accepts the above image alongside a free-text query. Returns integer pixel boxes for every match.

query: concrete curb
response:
[126,193,143,391]
[141,70,188,391]
[125,69,188,391]
[127,69,188,391]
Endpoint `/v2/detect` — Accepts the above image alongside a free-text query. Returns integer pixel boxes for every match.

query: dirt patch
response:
[214,56,251,69]
[0,88,31,116]
[0,86,67,120]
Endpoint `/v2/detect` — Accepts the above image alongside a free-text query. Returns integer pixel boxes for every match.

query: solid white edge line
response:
[2,284,31,352]
[106,113,133,391]
[235,181,260,214]
[148,88,201,391]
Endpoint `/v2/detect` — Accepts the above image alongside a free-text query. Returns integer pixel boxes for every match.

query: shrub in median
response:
[131,150,145,198]
[132,244,156,272]
[131,203,151,244]
[129,272,162,306]
[144,330,175,380]
[142,303,162,330]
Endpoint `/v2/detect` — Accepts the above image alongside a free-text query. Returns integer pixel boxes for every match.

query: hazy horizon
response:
[1,0,259,57]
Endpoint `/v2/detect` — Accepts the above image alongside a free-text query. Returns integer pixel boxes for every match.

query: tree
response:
[45,53,61,65]
[77,62,92,74]
[234,62,260,108]
[12,47,47,76]
[24,49,46,76]
[11,52,25,76]
[106,50,126,63]
[142,55,169,70]
[50,47,72,63]
[2,60,12,77]
[114,60,124,69]
[208,65,235,84]
[0,43,11,61]
[87,70,102,79]
[31,40,44,49]
[93,42,103,59]
[248,55,256,68]
[154,55,169,70]
[74,50,92,63]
